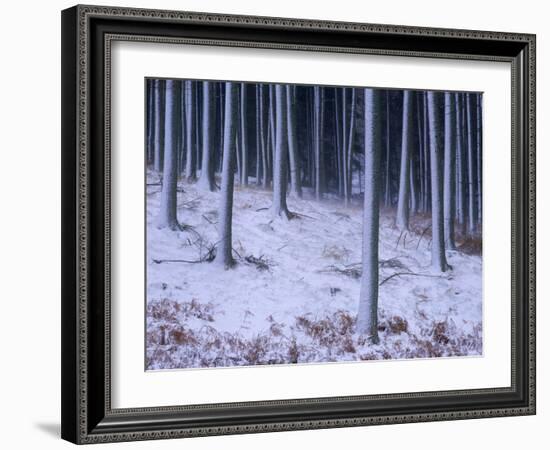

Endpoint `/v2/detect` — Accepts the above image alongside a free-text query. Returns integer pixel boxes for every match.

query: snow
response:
[146,171,482,370]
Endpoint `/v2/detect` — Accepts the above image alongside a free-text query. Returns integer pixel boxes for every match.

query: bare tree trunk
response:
[314,86,325,201]
[184,81,197,181]
[356,88,381,343]
[396,90,413,230]
[271,84,292,219]
[197,81,216,191]
[215,82,238,268]
[147,80,155,165]
[240,83,248,186]
[466,94,477,234]
[427,91,449,272]
[153,79,165,173]
[258,85,269,188]
[335,89,343,197]
[255,85,262,186]
[476,93,482,227]
[286,85,302,198]
[345,88,356,206]
[410,157,417,214]
[416,93,425,212]
[423,95,430,212]
[157,80,179,230]
[443,92,457,249]
[384,91,391,207]
[455,93,466,232]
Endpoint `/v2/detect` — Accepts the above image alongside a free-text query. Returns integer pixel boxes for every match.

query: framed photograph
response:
[61,4,536,444]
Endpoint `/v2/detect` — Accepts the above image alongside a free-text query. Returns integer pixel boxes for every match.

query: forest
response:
[145,78,483,370]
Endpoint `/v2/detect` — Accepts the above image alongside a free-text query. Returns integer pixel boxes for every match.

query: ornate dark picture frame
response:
[61,4,536,444]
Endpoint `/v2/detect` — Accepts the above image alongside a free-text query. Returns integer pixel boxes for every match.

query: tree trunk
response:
[259,85,269,188]
[466,94,478,234]
[197,81,216,191]
[314,86,325,201]
[255,85,262,186]
[476,93,482,227]
[147,80,155,165]
[356,88,381,343]
[345,88,356,206]
[240,83,248,186]
[271,85,292,219]
[184,81,197,181]
[396,90,413,230]
[443,92,457,249]
[215,82,238,268]
[157,80,179,230]
[427,91,449,272]
[153,79,165,173]
[416,93,425,212]
[384,91,391,207]
[286,85,302,198]
[455,93,466,232]
[410,157,417,214]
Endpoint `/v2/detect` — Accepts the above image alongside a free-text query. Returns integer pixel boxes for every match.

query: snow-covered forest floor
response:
[146,171,482,370]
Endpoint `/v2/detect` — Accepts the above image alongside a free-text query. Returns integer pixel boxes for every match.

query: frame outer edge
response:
[66,4,537,444]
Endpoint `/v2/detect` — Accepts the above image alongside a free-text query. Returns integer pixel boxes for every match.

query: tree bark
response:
[184,81,197,181]
[427,91,449,272]
[476,93,483,227]
[157,80,179,230]
[286,85,302,198]
[197,81,216,191]
[356,88,381,343]
[240,83,248,186]
[466,94,478,234]
[271,85,292,219]
[153,79,165,173]
[314,86,325,201]
[396,90,414,230]
[215,82,238,268]
[344,88,356,206]
[443,92,457,249]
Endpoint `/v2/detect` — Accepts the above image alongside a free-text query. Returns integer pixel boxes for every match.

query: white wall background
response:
[0,0,544,449]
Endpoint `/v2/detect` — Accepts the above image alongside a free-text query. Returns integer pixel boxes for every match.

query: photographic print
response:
[145,79,483,371]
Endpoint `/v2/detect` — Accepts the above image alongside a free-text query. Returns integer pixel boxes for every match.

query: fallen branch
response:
[379,271,444,286]
[152,258,204,264]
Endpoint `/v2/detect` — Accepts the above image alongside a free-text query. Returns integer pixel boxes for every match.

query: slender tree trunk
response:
[215,82,238,268]
[410,157,417,214]
[396,90,414,230]
[335,89,343,197]
[314,86,325,200]
[443,92,457,249]
[416,93,425,212]
[466,94,477,234]
[455,93,466,232]
[197,81,216,191]
[427,91,449,272]
[184,81,197,181]
[153,79,165,173]
[268,85,276,185]
[258,86,269,188]
[476,93,482,227]
[286,85,302,198]
[157,80,179,230]
[270,84,292,219]
[147,80,155,165]
[240,83,248,186]
[423,95,430,212]
[345,88,356,206]
[255,85,262,186]
[384,91,391,207]
[356,88,381,343]
[235,97,242,183]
